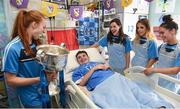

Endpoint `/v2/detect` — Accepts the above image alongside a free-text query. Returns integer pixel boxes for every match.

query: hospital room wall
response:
[149,0,180,44]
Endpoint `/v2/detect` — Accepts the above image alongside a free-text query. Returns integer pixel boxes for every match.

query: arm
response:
[79,64,110,86]
[125,37,132,69]
[91,35,108,48]
[4,72,40,87]
[91,43,99,48]
[144,66,180,75]
[125,52,130,69]
[146,59,157,68]
[146,40,158,68]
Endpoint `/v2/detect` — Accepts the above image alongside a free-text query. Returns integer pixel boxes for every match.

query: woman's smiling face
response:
[110,22,120,36]
[137,23,147,37]
[159,27,175,43]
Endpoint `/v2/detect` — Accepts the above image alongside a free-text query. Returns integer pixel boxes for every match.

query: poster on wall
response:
[78,17,99,45]
[10,0,29,9]
[103,0,115,15]
[70,5,83,19]
[42,1,59,17]
[155,0,176,13]
[103,0,114,10]
[52,0,66,9]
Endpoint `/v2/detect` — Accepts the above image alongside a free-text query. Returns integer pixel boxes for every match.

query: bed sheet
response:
[64,72,179,108]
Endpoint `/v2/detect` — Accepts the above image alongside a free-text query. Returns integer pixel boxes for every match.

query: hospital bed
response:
[62,48,180,108]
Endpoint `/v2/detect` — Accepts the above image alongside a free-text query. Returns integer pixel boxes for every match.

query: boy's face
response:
[76,53,89,65]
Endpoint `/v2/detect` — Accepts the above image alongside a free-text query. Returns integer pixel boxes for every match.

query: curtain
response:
[47,28,79,50]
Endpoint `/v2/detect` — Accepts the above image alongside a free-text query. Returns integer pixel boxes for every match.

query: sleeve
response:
[125,37,132,53]
[175,52,180,66]
[2,47,19,74]
[148,40,159,59]
[72,68,84,84]
[98,35,108,47]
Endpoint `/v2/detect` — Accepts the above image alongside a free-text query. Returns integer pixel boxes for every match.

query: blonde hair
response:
[133,19,156,43]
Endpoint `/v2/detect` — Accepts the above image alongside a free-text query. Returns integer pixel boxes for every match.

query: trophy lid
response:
[36,44,69,56]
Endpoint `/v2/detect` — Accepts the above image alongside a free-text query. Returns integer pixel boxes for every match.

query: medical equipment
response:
[36,44,69,108]
[63,48,180,108]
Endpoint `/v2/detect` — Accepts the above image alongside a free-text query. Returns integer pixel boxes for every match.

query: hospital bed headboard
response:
[65,47,105,73]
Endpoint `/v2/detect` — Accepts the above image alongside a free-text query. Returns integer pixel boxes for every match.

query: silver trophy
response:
[36,44,69,100]
[36,44,69,72]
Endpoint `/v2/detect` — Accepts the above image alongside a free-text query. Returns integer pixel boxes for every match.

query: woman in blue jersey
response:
[144,15,180,93]
[2,10,56,107]
[92,18,132,75]
[131,18,158,68]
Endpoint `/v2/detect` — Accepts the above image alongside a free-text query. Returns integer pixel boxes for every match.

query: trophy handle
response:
[60,43,66,49]
[36,49,46,63]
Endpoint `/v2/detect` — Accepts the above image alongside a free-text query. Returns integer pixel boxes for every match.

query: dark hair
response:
[160,15,178,32]
[107,18,126,45]
[11,10,45,57]
[75,50,88,59]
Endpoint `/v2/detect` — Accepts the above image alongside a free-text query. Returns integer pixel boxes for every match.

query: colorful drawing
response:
[78,17,99,45]
[155,0,175,13]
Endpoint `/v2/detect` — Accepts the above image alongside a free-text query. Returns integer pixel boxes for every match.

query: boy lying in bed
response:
[72,50,173,109]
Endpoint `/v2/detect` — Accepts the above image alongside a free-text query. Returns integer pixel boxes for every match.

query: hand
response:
[123,68,129,76]
[45,70,57,82]
[144,68,154,76]
[93,64,110,71]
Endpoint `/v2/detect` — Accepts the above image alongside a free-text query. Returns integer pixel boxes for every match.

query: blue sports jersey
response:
[2,37,43,107]
[72,62,114,91]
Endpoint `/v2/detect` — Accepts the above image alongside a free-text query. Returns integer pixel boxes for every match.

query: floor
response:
[0,94,8,108]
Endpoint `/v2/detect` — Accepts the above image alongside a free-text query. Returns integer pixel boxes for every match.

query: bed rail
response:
[65,80,98,108]
[125,66,180,105]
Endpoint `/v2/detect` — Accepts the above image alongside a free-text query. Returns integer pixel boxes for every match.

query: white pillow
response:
[65,48,105,73]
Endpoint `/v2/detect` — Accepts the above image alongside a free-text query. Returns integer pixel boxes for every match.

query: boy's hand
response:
[45,70,57,82]
[94,64,110,71]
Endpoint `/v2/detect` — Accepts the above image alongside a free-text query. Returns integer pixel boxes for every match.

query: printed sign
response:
[70,5,83,19]
[121,0,132,8]
[103,0,114,10]
[42,1,59,17]
[10,0,29,9]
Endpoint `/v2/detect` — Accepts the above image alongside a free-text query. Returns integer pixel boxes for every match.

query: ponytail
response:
[11,10,45,57]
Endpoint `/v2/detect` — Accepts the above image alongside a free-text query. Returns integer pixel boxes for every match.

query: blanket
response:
[90,73,174,109]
